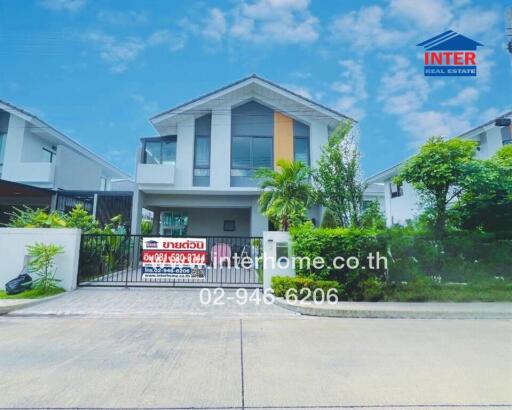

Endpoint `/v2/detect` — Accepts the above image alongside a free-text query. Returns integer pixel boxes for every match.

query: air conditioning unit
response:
[494,118,511,127]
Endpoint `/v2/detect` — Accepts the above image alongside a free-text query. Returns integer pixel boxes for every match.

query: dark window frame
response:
[42,147,56,163]
[141,135,177,164]
[390,181,403,198]
[293,135,310,165]
[230,135,273,186]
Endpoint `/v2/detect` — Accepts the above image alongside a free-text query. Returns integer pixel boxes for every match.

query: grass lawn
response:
[384,281,512,302]
[0,287,65,299]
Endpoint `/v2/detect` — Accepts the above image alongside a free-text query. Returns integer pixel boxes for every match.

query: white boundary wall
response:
[0,228,81,291]
[262,231,295,290]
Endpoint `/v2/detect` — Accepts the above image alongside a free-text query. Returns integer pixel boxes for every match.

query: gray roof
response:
[150,74,356,123]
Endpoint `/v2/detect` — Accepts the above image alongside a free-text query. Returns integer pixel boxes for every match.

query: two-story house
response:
[367,111,512,226]
[131,75,361,237]
[0,99,129,191]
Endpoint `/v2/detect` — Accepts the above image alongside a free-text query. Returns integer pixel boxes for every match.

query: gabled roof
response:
[366,110,512,184]
[150,74,355,124]
[0,99,130,179]
[417,30,483,51]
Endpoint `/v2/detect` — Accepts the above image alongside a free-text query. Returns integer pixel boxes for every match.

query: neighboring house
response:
[131,74,356,237]
[0,99,129,191]
[367,111,512,226]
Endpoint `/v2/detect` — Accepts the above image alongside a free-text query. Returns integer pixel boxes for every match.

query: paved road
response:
[1,289,512,409]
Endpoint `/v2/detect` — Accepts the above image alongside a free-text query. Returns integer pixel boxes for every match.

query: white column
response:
[250,197,267,237]
[210,107,231,189]
[309,121,328,166]
[2,115,25,181]
[130,189,144,234]
[262,231,295,291]
[176,117,195,188]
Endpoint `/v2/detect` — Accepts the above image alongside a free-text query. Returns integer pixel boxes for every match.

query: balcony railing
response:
[136,162,175,185]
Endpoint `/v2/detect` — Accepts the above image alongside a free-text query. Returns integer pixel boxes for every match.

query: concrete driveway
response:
[1,295,511,409]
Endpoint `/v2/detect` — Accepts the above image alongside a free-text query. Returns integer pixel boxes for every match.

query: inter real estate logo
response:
[417,30,483,77]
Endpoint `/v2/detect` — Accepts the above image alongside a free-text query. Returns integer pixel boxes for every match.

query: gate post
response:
[262,231,295,291]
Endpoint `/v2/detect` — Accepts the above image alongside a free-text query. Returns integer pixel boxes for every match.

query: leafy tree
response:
[313,122,366,228]
[255,159,314,231]
[453,145,512,234]
[395,137,477,238]
[360,200,386,230]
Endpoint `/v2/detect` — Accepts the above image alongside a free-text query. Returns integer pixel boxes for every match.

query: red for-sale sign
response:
[142,238,207,279]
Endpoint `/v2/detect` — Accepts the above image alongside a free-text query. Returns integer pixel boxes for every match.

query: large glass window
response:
[231,136,272,186]
[142,137,176,164]
[501,127,512,145]
[294,136,310,165]
[194,135,210,186]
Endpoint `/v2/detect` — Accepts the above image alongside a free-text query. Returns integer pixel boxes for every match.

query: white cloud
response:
[82,31,145,73]
[97,10,148,26]
[330,5,407,51]
[230,0,319,44]
[40,0,86,12]
[441,87,479,107]
[131,95,159,113]
[201,8,227,41]
[400,110,472,146]
[389,0,452,31]
[147,30,185,52]
[331,59,367,119]
[451,7,500,38]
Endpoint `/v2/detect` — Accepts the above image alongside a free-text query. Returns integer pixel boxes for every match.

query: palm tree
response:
[254,159,314,231]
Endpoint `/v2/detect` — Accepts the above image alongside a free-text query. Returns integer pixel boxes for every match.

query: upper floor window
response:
[501,126,512,146]
[42,147,56,163]
[142,136,176,164]
[194,114,211,187]
[390,181,403,198]
[293,119,310,165]
[231,136,272,186]
[231,101,274,187]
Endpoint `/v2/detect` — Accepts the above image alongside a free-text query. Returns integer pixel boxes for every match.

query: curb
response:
[273,298,512,320]
[0,292,67,315]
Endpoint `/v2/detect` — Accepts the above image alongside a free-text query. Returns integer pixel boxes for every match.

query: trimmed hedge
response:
[271,276,344,300]
[290,224,387,300]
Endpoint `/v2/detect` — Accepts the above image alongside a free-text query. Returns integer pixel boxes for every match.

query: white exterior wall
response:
[0,109,128,190]
[0,228,81,291]
[210,107,232,189]
[384,181,420,225]
[54,145,103,190]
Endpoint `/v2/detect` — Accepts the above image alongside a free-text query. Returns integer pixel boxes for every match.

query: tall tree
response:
[454,145,512,233]
[395,136,477,238]
[313,122,366,227]
[255,159,314,231]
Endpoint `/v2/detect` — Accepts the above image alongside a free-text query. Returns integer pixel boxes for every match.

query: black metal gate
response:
[77,234,263,288]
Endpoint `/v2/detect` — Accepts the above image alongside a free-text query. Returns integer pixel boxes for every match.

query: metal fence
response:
[77,234,263,288]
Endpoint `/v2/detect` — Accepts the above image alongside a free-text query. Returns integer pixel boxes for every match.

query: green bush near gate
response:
[271,276,345,300]
[290,223,387,300]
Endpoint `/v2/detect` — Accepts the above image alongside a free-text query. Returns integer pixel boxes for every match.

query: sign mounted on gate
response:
[141,237,207,280]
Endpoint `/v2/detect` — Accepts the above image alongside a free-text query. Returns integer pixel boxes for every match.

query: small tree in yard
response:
[313,122,366,228]
[395,136,477,239]
[255,159,314,231]
[27,243,64,293]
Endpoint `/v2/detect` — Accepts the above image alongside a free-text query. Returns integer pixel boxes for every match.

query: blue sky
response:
[1,0,510,177]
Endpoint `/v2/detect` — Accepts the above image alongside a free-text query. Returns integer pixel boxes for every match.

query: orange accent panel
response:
[274,112,293,169]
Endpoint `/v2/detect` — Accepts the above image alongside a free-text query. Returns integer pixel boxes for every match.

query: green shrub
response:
[360,200,386,230]
[360,277,384,301]
[290,224,387,300]
[271,276,345,301]
[320,209,338,228]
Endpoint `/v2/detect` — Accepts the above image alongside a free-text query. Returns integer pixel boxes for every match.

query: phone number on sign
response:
[199,288,340,305]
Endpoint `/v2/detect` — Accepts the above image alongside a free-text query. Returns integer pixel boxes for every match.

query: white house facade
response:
[131,75,360,237]
[0,100,129,191]
[367,112,512,226]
